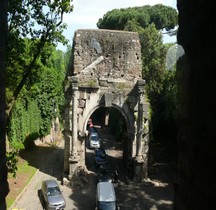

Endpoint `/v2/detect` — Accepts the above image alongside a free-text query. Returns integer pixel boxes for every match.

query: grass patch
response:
[6,157,37,209]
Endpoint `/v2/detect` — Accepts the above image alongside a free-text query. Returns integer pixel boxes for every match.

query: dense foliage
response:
[97,4,177,31]
[6,0,73,176]
[6,42,67,176]
[97,4,178,142]
[6,0,73,116]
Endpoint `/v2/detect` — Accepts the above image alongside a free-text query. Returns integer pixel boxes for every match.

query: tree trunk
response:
[6,40,45,119]
[0,0,9,209]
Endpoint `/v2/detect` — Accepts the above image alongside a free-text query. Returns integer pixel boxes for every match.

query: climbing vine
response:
[6,43,66,177]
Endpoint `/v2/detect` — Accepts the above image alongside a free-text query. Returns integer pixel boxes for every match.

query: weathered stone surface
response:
[72,29,142,86]
[64,29,150,182]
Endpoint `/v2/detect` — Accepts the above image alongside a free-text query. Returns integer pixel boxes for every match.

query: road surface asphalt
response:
[10,129,175,210]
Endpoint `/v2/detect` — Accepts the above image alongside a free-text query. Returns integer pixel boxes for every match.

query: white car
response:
[89,132,100,149]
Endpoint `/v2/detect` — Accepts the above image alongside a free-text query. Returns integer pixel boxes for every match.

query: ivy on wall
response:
[8,98,42,150]
[6,43,67,176]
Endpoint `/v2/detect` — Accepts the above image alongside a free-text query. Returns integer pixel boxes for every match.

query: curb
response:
[9,169,39,210]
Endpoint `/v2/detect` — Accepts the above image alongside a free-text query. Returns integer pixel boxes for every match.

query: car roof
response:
[89,127,97,131]
[95,148,106,153]
[97,182,116,202]
[43,180,59,188]
[99,164,110,170]
[90,132,98,136]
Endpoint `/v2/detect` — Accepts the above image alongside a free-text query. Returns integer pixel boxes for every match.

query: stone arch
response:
[82,105,101,132]
[63,29,150,183]
[83,103,132,133]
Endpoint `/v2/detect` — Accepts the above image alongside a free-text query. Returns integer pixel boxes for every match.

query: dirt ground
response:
[6,141,56,208]
[7,159,31,207]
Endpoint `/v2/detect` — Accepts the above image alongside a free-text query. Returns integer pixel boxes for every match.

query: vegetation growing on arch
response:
[97,4,178,143]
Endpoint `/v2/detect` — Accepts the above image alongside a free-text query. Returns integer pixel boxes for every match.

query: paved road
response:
[10,129,175,210]
[10,140,77,210]
[9,139,99,210]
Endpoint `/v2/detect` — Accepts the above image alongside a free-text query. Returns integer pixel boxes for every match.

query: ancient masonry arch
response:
[63,29,150,183]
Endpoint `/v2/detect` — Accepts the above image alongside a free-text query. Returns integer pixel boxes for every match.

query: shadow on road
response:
[20,143,64,181]
[69,172,97,210]
[17,128,176,210]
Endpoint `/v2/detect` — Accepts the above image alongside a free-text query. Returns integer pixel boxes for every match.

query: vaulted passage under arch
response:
[63,29,150,183]
[85,106,126,175]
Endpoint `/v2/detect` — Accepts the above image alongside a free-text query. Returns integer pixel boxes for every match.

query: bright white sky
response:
[58,0,177,51]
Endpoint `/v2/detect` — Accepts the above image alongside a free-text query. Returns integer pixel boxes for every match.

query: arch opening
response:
[85,106,128,183]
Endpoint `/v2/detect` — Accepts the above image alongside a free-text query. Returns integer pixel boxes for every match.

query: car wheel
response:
[38,189,46,210]
[38,189,43,201]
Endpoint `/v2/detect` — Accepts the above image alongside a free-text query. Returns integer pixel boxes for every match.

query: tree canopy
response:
[97,4,178,142]
[5,0,73,177]
[97,4,177,31]
[6,0,73,118]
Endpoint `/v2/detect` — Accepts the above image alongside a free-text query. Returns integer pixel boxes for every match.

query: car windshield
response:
[98,201,116,210]
[47,186,61,196]
[95,149,106,156]
[91,135,99,141]
[99,165,110,171]
[100,168,109,175]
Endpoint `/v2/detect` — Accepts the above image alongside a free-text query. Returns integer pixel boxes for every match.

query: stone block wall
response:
[72,29,142,87]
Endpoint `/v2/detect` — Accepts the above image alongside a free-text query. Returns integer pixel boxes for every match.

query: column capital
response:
[137,79,145,96]
[137,79,146,87]
[71,76,78,91]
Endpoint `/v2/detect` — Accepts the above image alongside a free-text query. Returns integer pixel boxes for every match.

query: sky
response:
[58,0,177,51]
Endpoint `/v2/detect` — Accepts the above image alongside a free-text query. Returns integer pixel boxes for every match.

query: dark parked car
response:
[95,182,120,210]
[40,179,66,210]
[88,126,98,134]
[95,147,106,157]
[94,148,108,166]
[98,164,113,183]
